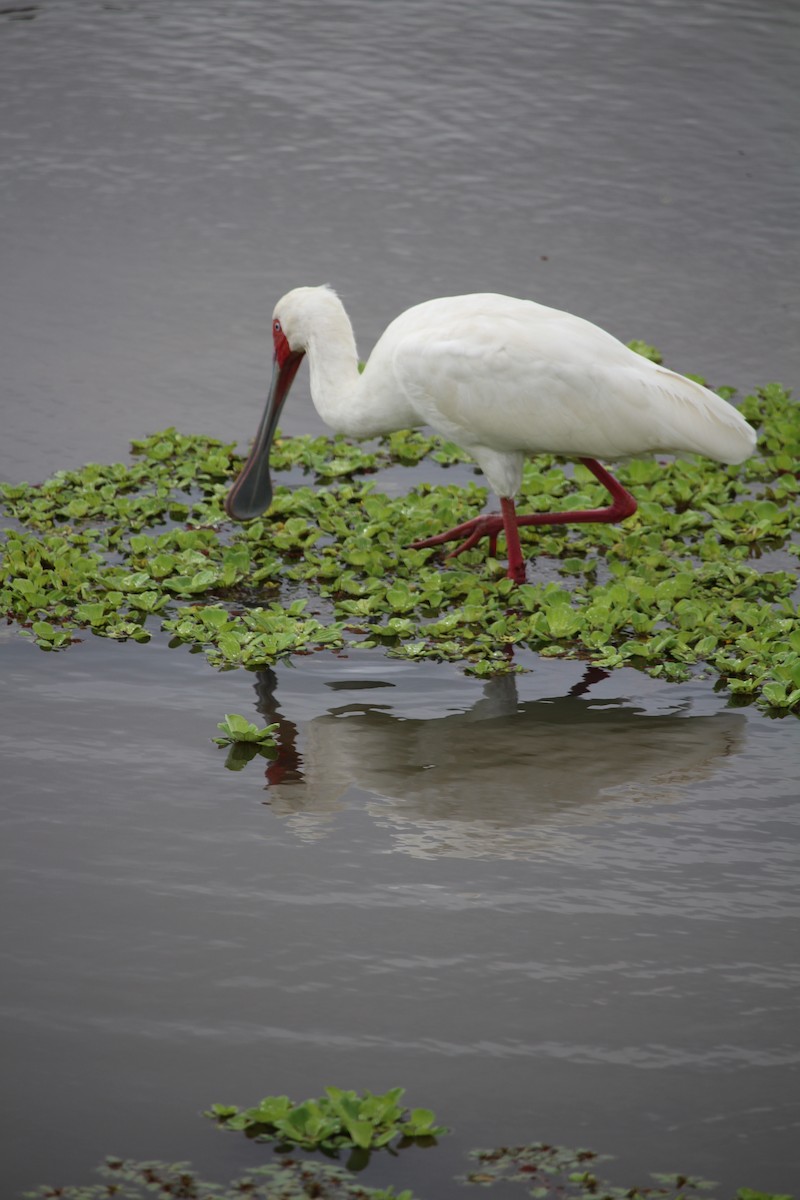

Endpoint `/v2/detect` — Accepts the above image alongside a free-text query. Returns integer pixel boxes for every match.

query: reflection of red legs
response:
[568,664,611,697]
[265,738,303,787]
[410,458,637,583]
[253,669,304,788]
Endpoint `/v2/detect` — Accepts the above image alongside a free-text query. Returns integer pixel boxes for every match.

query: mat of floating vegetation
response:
[1,381,798,714]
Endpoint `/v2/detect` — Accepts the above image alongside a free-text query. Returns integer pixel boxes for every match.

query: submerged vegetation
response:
[1,374,798,712]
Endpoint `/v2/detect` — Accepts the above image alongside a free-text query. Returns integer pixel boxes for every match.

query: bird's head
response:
[225,285,341,521]
[271,285,343,359]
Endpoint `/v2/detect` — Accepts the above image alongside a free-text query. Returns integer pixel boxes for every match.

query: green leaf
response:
[736,1191,794,1200]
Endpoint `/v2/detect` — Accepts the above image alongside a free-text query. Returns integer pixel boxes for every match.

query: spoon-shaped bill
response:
[225,351,304,521]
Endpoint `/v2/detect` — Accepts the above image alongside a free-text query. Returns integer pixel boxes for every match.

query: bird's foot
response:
[409,513,506,560]
[407,463,637,586]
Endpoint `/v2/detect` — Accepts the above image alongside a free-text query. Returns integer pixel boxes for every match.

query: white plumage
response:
[226,285,756,582]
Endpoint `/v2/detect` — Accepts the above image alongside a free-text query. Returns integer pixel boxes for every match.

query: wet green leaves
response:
[24,1154,417,1200]
[26,1138,796,1200]
[1,382,799,712]
[213,713,279,746]
[466,1144,712,1198]
[206,1086,447,1156]
[627,339,664,363]
[212,713,281,770]
[463,1143,795,1199]
[165,599,345,669]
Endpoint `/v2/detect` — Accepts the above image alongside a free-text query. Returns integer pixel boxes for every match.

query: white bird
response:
[226,286,756,582]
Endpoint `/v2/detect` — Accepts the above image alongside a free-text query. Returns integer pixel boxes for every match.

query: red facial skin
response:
[274,319,293,367]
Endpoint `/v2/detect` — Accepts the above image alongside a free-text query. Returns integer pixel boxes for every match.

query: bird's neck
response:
[304,296,421,439]
[305,309,366,437]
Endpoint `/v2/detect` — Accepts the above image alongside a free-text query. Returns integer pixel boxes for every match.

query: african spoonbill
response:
[225,287,756,582]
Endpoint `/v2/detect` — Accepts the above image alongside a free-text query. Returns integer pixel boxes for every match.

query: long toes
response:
[409,519,481,551]
[410,514,504,554]
[409,529,474,550]
[444,528,488,559]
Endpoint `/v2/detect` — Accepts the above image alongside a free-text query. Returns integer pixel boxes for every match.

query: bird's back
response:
[373,294,756,465]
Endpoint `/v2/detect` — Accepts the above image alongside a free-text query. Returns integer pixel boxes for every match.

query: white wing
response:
[377,295,755,475]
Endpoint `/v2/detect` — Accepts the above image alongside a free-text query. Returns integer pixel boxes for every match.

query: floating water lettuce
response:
[213,713,280,747]
[24,1137,795,1200]
[463,1142,794,1199]
[206,1086,447,1154]
[23,1154,417,1200]
[1,380,798,713]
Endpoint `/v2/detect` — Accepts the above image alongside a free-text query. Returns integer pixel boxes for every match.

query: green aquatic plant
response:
[626,339,664,363]
[1,378,798,712]
[211,714,281,771]
[462,1142,794,1199]
[18,1081,794,1200]
[23,1140,795,1200]
[213,713,279,746]
[206,1086,447,1154]
[23,1154,417,1200]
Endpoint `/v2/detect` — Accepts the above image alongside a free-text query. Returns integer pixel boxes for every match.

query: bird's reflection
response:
[252,667,745,859]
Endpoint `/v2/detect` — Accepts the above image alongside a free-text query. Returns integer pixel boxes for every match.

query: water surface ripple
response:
[1,0,799,1195]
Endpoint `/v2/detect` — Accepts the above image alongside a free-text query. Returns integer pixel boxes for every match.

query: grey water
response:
[1,1,799,1196]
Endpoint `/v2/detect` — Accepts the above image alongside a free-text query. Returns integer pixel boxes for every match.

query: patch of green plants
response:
[213,713,279,747]
[23,1154,416,1200]
[626,340,664,363]
[212,713,281,770]
[1,376,798,713]
[23,1140,795,1200]
[462,1142,793,1199]
[206,1086,447,1155]
[18,1079,795,1200]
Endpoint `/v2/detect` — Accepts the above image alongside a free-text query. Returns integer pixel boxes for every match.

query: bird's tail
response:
[648,365,757,464]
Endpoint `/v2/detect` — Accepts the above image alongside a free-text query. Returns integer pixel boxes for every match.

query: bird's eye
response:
[273,320,281,333]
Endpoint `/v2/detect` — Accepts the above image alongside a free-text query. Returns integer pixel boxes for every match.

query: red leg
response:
[513,459,637,528]
[408,458,637,579]
[501,497,526,583]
